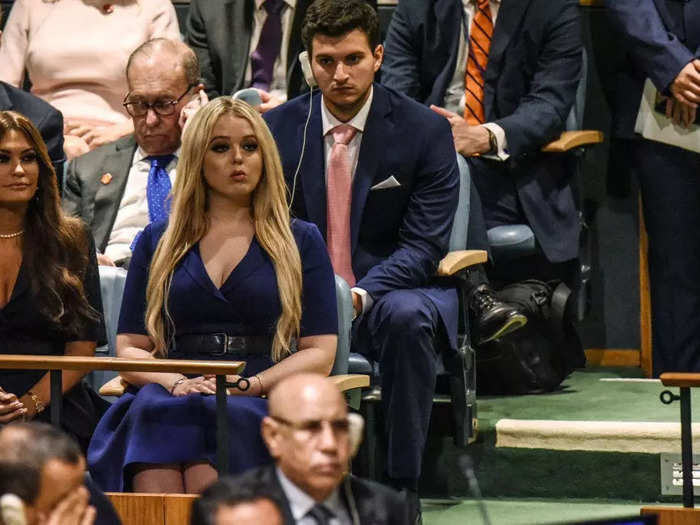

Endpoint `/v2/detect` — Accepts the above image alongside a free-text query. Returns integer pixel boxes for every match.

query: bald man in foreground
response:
[227,374,409,524]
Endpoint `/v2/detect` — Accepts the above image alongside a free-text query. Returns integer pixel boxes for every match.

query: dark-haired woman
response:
[0,110,107,451]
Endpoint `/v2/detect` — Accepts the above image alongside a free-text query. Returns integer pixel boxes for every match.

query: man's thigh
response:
[467,157,527,229]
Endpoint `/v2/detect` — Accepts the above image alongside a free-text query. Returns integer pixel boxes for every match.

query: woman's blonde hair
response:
[144,98,303,361]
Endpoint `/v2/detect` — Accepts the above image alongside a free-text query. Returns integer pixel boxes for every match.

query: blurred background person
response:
[0,110,107,452]
[190,480,284,525]
[87,98,338,494]
[0,0,180,160]
[0,5,65,183]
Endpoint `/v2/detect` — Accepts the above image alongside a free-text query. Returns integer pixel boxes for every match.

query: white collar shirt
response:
[104,146,179,263]
[276,467,352,525]
[245,0,297,102]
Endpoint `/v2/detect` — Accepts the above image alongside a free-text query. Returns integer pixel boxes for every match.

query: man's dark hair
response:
[190,477,284,525]
[302,0,380,54]
[0,423,83,506]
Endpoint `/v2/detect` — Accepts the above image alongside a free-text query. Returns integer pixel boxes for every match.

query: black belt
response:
[174,334,271,357]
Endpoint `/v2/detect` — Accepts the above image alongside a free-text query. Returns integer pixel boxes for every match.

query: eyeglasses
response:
[272,416,351,437]
[123,84,195,117]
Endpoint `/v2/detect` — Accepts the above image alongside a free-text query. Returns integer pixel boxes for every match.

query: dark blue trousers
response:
[354,288,445,481]
[629,138,700,375]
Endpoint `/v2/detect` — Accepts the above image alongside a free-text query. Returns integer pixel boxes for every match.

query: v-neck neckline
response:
[195,236,257,293]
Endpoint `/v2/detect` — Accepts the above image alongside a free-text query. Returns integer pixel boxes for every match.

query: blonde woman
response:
[87,98,338,493]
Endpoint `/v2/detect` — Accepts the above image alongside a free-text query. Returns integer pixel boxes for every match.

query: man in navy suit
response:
[606,0,700,375]
[264,0,522,519]
[381,0,583,288]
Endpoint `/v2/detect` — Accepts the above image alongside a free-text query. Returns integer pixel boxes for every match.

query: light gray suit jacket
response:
[63,135,138,253]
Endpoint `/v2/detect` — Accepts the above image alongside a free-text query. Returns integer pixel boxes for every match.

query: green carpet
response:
[412,368,693,500]
[422,498,650,525]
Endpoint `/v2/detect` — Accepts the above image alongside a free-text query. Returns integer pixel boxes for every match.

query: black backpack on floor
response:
[476,279,586,395]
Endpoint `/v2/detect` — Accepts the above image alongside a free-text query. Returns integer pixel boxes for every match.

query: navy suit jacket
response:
[264,84,460,343]
[606,0,700,138]
[0,81,65,185]
[381,0,583,263]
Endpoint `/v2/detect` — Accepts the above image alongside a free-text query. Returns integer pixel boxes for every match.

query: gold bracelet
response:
[26,390,45,414]
[170,377,187,395]
[255,374,264,395]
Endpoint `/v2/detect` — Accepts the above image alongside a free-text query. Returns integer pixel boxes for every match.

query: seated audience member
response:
[0,423,121,525]
[263,0,523,518]
[87,97,338,494]
[0,6,64,183]
[186,0,377,111]
[0,110,107,452]
[0,0,180,160]
[63,38,206,268]
[190,479,284,525]
[605,1,700,374]
[230,374,408,525]
[381,0,584,288]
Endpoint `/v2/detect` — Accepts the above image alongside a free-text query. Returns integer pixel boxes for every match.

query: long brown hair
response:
[145,98,303,360]
[0,111,97,336]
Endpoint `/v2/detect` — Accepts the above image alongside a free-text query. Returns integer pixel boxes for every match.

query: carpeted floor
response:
[422,498,651,525]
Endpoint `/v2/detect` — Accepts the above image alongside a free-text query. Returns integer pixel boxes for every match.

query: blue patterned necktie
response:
[130,154,175,251]
[250,0,285,92]
[146,154,175,223]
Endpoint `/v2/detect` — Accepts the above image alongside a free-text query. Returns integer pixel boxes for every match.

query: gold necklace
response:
[0,230,24,239]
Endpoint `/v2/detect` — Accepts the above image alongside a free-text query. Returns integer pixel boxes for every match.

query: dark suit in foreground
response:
[0,81,65,184]
[606,0,700,374]
[62,135,137,254]
[382,0,583,268]
[229,464,409,525]
[265,83,459,482]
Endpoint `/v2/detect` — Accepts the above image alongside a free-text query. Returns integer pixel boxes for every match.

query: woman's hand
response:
[221,374,263,397]
[0,388,27,423]
[170,376,217,397]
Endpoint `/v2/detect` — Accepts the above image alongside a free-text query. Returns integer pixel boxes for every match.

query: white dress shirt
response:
[104,147,179,263]
[445,0,509,160]
[277,468,352,525]
[245,0,297,102]
[321,87,375,314]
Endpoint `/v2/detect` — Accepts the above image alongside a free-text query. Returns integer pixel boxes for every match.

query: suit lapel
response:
[351,84,391,253]
[484,0,532,113]
[92,137,137,252]
[0,83,14,111]
[228,0,255,94]
[300,92,327,237]
[266,466,298,525]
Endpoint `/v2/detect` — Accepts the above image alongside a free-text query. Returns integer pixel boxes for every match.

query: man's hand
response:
[430,105,491,157]
[665,97,697,128]
[179,89,209,132]
[43,486,95,525]
[0,388,26,423]
[256,89,284,113]
[351,291,362,320]
[671,59,700,107]
[96,253,116,267]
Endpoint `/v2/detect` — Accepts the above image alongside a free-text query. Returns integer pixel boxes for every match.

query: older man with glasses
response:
[63,38,207,268]
[225,373,409,525]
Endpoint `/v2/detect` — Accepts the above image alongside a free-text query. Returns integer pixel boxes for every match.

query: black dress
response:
[0,233,107,451]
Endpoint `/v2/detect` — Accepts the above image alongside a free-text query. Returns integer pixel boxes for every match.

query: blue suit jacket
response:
[381,0,583,263]
[606,0,700,138]
[264,84,460,343]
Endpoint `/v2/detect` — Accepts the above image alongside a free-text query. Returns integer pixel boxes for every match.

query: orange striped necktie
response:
[465,0,494,125]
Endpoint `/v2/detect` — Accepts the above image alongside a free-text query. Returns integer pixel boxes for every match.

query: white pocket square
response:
[370,176,401,190]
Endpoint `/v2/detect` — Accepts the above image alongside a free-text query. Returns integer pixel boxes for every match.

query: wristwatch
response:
[485,127,498,154]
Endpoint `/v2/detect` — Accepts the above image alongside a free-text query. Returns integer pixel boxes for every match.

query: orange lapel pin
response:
[100,173,113,185]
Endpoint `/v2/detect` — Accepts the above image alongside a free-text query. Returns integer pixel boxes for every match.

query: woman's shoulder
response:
[290,219,323,244]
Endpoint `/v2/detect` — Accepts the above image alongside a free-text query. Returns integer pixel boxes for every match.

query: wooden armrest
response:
[660,372,700,388]
[99,376,128,397]
[541,130,604,153]
[437,250,488,277]
[329,374,370,392]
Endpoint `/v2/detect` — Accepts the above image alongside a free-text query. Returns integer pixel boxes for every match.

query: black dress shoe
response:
[470,285,527,344]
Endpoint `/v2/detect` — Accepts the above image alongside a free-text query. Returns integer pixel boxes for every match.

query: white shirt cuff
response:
[482,122,510,161]
[350,287,374,316]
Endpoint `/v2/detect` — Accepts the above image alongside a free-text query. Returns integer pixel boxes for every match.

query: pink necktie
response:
[326,124,357,287]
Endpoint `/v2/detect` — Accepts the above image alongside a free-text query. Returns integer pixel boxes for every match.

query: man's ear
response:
[372,44,384,73]
[261,417,282,459]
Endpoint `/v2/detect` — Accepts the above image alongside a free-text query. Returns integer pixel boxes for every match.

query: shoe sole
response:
[479,313,528,344]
